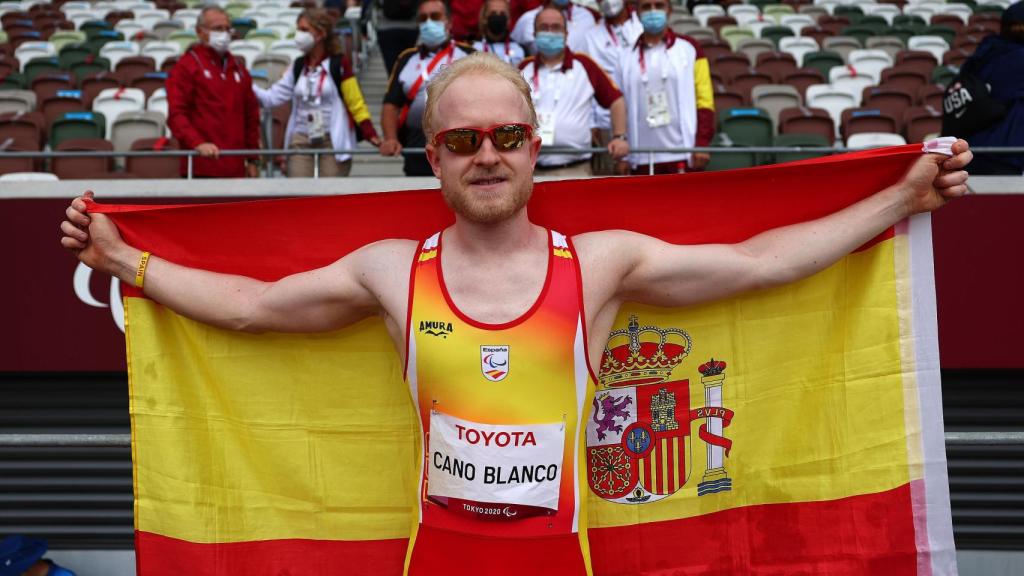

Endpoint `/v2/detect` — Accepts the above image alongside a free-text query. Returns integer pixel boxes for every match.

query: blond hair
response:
[422,52,537,140]
[299,8,342,56]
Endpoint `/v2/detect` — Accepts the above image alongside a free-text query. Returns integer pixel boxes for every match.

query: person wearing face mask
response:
[510,0,599,55]
[252,8,381,177]
[614,0,714,175]
[473,0,526,66]
[581,0,642,175]
[165,6,261,178]
[381,0,475,175]
[519,6,628,176]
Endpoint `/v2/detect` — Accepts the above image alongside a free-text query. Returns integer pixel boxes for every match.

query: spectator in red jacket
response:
[166,6,261,178]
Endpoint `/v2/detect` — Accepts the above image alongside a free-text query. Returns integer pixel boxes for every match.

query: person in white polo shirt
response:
[519,6,629,176]
[473,0,526,67]
[511,0,599,55]
[615,0,715,175]
[582,0,642,174]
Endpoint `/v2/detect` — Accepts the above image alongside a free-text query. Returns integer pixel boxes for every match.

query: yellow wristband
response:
[135,251,151,289]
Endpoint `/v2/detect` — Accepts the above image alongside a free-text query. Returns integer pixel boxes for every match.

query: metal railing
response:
[4,146,1022,179]
[1,431,1021,447]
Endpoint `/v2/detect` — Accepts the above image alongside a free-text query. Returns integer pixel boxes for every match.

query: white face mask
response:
[207,30,231,54]
[294,30,316,53]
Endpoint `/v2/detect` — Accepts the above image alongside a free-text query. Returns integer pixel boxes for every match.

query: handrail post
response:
[314,151,319,179]
[187,154,193,179]
[648,151,654,176]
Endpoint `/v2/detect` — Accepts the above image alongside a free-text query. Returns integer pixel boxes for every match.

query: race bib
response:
[537,112,556,146]
[645,91,672,128]
[427,410,564,511]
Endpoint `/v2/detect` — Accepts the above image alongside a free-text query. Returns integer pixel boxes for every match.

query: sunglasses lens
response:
[493,125,527,150]
[443,129,482,153]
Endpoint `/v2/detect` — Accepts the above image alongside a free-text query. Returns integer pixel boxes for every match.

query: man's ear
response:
[528,135,542,170]
[426,143,443,179]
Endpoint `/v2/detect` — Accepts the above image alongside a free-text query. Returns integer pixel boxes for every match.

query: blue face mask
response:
[535,31,566,56]
[419,19,448,48]
[640,9,667,34]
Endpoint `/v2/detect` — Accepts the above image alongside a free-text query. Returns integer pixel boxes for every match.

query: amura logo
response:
[419,320,454,338]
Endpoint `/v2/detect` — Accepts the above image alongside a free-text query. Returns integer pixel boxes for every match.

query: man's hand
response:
[368,135,382,148]
[379,139,402,156]
[898,139,972,216]
[60,191,137,282]
[196,142,220,158]
[245,162,260,178]
[690,152,710,171]
[607,138,629,161]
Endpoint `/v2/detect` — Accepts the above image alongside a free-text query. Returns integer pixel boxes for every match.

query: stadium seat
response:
[48,111,106,148]
[51,137,114,179]
[818,15,852,37]
[763,4,794,21]
[727,4,760,22]
[800,26,835,47]
[0,90,36,114]
[802,50,844,79]
[907,36,950,64]
[714,87,747,112]
[847,49,893,81]
[861,86,915,121]
[126,136,180,178]
[863,4,900,26]
[110,110,165,153]
[700,39,733,63]
[229,39,265,69]
[943,49,971,68]
[682,26,716,45]
[41,92,86,130]
[705,132,757,171]
[130,72,167,99]
[252,53,292,83]
[751,84,801,130]
[903,106,942,143]
[903,5,938,25]
[840,108,899,139]
[713,53,752,81]
[806,84,857,136]
[779,14,815,36]
[85,30,126,55]
[0,143,37,175]
[152,19,184,40]
[0,110,45,150]
[834,6,864,23]
[917,84,944,109]
[14,41,56,66]
[22,56,61,83]
[730,71,774,102]
[846,132,906,148]
[146,87,169,118]
[140,41,181,69]
[99,41,141,69]
[755,51,798,81]
[864,36,905,60]
[935,3,972,25]
[80,72,122,107]
[778,36,819,67]
[167,30,198,52]
[931,65,957,87]
[707,15,739,36]
[115,55,157,81]
[30,73,75,102]
[269,39,302,63]
[828,67,874,104]
[49,31,87,52]
[773,133,832,163]
[262,19,294,39]
[924,24,958,46]
[822,36,861,62]
[693,4,727,27]
[719,107,773,148]
[115,19,146,40]
[782,68,826,99]
[840,25,877,46]
[250,68,272,90]
[894,51,938,79]
[760,25,794,47]
[91,87,145,136]
[668,17,702,37]
[736,38,775,64]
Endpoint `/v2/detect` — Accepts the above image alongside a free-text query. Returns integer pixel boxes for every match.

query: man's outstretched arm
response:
[60,192,414,334]
[577,140,973,311]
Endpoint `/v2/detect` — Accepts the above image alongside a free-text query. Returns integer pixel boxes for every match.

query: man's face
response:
[417,0,450,29]
[534,7,566,37]
[196,10,230,44]
[637,0,670,15]
[426,74,541,224]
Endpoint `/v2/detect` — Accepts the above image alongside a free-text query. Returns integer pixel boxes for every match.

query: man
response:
[581,0,642,174]
[473,0,526,66]
[166,6,261,178]
[61,53,971,574]
[519,7,628,176]
[614,0,714,174]
[374,0,420,76]
[380,0,474,176]
[510,0,598,55]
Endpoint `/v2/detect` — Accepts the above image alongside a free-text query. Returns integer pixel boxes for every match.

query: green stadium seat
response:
[79,20,113,35]
[772,133,831,164]
[719,107,774,150]
[840,25,877,45]
[706,132,757,171]
[924,25,957,46]
[23,57,61,84]
[834,6,864,22]
[70,58,112,82]
[85,30,125,55]
[760,25,794,48]
[802,50,844,79]
[58,44,95,69]
[931,65,957,87]
[892,15,927,28]
[0,72,28,90]
[48,110,105,148]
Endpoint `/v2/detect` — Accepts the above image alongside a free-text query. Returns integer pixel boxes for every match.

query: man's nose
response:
[473,135,501,166]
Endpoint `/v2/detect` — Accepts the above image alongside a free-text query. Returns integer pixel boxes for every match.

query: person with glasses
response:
[472,0,526,66]
[381,0,475,175]
[519,7,629,176]
[510,0,599,55]
[165,6,261,178]
[613,0,714,175]
[62,52,972,573]
[253,8,381,177]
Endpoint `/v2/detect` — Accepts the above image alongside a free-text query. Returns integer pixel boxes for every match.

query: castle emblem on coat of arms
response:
[586,316,735,504]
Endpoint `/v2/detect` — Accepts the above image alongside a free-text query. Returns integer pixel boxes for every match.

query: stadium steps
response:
[350,48,406,178]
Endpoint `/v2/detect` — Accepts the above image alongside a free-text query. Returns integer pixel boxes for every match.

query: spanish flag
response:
[94,144,955,575]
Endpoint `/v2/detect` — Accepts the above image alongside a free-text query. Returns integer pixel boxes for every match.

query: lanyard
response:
[304,65,328,103]
[419,41,454,84]
[605,22,619,47]
[532,62,565,107]
[482,39,511,62]
[638,42,669,85]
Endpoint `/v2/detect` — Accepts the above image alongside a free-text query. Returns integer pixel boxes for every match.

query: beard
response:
[441,170,533,224]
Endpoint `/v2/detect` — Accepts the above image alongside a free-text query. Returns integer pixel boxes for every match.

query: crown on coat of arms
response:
[699,359,727,377]
[599,315,692,387]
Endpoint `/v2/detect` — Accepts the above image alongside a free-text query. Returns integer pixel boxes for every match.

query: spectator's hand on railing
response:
[196,143,220,158]
[368,135,383,148]
[690,152,710,171]
[245,162,260,178]
[614,161,631,176]
[608,138,629,161]
[379,139,402,156]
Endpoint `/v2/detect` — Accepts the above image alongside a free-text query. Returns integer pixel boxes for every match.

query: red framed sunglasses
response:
[432,123,534,154]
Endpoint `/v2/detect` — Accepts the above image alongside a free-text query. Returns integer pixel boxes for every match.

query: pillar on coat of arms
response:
[698,359,732,496]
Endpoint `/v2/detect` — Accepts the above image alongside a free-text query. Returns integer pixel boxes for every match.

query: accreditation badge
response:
[426,410,565,513]
[537,112,557,146]
[308,110,326,147]
[645,91,672,128]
